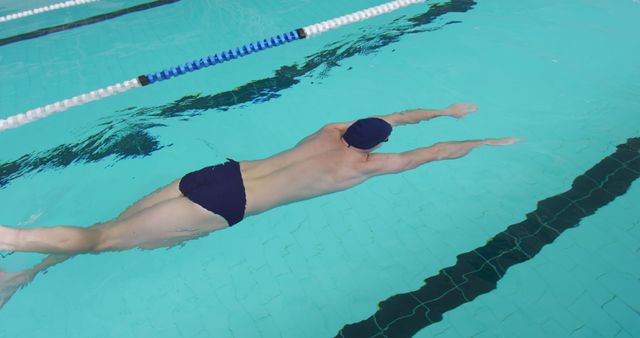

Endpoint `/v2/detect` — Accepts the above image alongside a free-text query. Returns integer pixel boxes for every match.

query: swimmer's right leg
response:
[116,179,182,220]
[0,197,228,254]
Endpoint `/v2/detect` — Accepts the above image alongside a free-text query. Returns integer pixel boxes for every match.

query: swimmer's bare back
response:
[0,103,520,310]
[241,103,519,215]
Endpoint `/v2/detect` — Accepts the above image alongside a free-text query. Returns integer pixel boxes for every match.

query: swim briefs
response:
[179,158,247,226]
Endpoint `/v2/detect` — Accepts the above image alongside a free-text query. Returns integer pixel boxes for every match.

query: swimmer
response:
[0,103,520,309]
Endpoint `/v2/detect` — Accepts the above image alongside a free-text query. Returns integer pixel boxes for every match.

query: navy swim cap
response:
[342,117,392,150]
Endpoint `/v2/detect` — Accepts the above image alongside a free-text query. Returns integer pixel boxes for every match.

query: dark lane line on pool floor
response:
[0,0,181,47]
[336,137,640,338]
[0,0,477,189]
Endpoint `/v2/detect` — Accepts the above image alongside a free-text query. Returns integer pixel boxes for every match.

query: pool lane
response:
[0,0,181,47]
[337,137,640,337]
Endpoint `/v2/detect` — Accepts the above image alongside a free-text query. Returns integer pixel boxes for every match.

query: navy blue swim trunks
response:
[179,158,247,226]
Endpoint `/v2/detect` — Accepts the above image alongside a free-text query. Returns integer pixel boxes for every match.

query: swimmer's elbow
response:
[363,154,414,176]
[373,114,405,127]
[403,147,440,168]
[374,112,418,127]
[384,157,413,174]
[399,154,420,171]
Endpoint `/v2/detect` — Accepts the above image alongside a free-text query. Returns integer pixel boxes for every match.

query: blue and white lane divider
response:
[0,0,99,23]
[0,0,424,133]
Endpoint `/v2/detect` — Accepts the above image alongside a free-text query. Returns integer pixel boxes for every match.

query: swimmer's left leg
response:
[0,223,102,254]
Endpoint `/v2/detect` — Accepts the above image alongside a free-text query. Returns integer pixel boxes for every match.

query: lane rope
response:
[0,0,99,23]
[0,0,425,133]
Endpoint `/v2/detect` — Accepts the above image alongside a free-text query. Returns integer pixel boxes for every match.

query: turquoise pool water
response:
[1,0,639,337]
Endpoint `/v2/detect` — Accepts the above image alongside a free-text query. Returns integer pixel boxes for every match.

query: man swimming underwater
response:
[0,103,519,309]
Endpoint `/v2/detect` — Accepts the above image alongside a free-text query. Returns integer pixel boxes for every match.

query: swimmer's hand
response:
[446,102,478,119]
[0,269,36,311]
[484,137,523,146]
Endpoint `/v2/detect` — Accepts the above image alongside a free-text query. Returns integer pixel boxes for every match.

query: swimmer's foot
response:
[484,137,522,146]
[0,269,36,311]
[446,102,478,119]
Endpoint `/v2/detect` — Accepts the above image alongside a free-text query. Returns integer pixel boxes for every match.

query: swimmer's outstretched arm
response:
[375,102,478,126]
[360,138,521,176]
[408,138,521,162]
